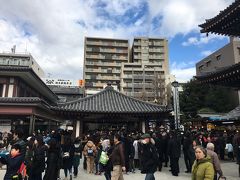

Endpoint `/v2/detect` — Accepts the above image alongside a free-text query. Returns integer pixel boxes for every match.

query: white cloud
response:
[0,0,234,80]
[171,67,196,83]
[182,34,226,46]
[148,0,234,37]
[170,61,197,82]
[201,50,213,57]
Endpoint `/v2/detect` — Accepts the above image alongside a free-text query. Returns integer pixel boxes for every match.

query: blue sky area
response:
[0,0,234,82]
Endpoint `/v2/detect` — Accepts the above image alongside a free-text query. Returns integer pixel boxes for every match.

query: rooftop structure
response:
[0,52,45,78]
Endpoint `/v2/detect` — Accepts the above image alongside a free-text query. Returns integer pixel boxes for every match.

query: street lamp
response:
[171,81,180,130]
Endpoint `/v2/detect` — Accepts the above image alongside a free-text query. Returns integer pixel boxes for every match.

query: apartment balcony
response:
[86,54,128,61]
[124,91,155,98]
[96,76,120,81]
[134,55,141,59]
[149,55,164,59]
[84,68,102,73]
[86,41,128,47]
[133,41,141,46]
[124,83,154,88]
[149,42,164,46]
[133,75,154,80]
[133,48,141,52]
[86,54,105,59]
[149,48,164,53]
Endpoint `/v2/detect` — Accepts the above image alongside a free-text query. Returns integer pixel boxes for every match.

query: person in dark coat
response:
[25,138,35,177]
[43,138,61,180]
[61,136,74,180]
[0,144,24,180]
[128,136,135,173]
[152,133,163,171]
[168,132,181,176]
[29,136,46,180]
[103,137,114,180]
[122,133,131,173]
[161,132,169,167]
[73,138,82,178]
[139,133,158,180]
[183,131,195,173]
[12,128,26,155]
[218,134,226,160]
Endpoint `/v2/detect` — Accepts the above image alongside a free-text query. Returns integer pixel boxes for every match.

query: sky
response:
[0,0,234,83]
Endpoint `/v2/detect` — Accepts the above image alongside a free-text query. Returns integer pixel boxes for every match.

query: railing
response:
[86,41,128,47]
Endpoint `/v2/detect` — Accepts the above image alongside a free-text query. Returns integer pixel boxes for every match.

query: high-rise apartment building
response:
[121,37,169,105]
[131,37,169,73]
[121,63,166,104]
[84,37,129,94]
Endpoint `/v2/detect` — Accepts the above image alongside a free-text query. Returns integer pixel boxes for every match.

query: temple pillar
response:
[29,115,35,135]
[74,120,83,138]
[141,120,146,133]
[76,120,80,137]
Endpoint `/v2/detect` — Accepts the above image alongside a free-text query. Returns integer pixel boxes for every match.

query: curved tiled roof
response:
[195,62,240,88]
[199,0,240,36]
[0,97,50,106]
[53,86,170,114]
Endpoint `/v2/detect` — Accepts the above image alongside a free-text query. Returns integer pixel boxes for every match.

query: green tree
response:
[179,79,236,120]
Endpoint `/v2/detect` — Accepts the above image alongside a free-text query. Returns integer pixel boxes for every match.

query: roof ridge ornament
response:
[105,82,114,90]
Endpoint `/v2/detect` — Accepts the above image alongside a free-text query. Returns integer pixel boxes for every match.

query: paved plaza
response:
[0,156,239,180]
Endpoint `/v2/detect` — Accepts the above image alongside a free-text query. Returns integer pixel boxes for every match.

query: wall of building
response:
[196,38,240,106]
[84,37,129,91]
[0,53,45,78]
[196,39,240,76]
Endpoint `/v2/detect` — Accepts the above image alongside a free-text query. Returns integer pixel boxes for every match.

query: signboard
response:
[42,78,84,87]
[207,123,215,131]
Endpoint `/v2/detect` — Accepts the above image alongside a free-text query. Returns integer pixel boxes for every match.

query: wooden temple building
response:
[0,66,171,136]
[196,0,240,129]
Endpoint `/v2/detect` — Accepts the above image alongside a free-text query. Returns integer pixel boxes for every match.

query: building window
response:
[216,55,221,61]
[206,60,211,67]
[0,84,3,97]
[199,65,204,71]
[238,47,240,55]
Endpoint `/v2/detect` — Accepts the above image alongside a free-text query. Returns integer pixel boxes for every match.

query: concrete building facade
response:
[196,37,240,76]
[120,37,169,105]
[0,52,45,78]
[83,37,129,93]
[121,63,166,104]
[196,37,240,106]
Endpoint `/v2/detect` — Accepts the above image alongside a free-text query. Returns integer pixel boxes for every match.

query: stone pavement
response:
[0,157,239,180]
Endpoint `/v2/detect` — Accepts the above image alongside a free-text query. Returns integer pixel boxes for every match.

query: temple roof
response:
[53,85,170,114]
[195,62,240,88]
[0,97,51,108]
[0,66,58,102]
[199,0,240,36]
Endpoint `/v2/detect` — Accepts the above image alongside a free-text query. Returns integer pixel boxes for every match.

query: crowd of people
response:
[0,128,240,180]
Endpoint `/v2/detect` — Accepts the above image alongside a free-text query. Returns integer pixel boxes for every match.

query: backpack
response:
[87,147,94,157]
[12,162,27,180]
[99,151,109,165]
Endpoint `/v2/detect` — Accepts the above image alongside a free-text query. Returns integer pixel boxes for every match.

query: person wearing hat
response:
[139,133,158,180]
